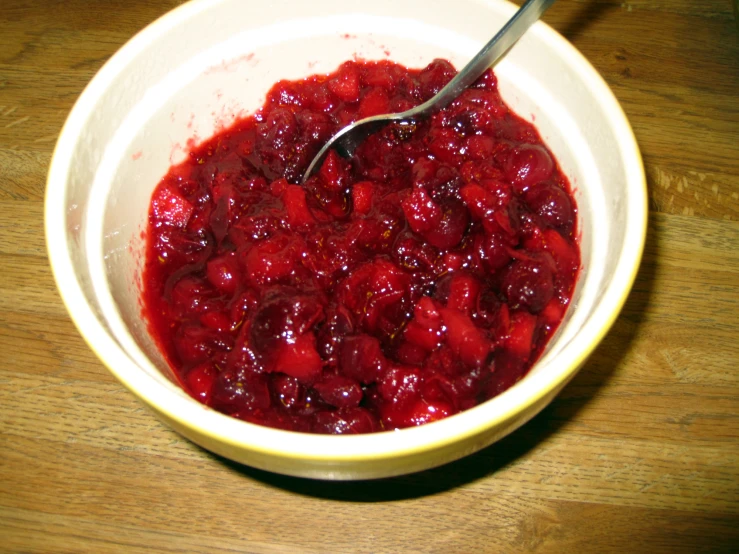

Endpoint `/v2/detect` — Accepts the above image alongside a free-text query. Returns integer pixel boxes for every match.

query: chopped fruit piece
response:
[274,333,323,382]
[243,235,296,284]
[361,63,396,90]
[318,150,351,192]
[351,181,375,215]
[417,59,456,99]
[327,62,361,102]
[282,184,316,227]
[382,398,455,429]
[440,252,464,272]
[446,272,481,316]
[142,59,580,434]
[540,228,580,279]
[459,182,496,221]
[404,296,445,352]
[428,127,464,166]
[401,188,442,234]
[229,290,258,330]
[404,320,443,352]
[505,311,537,360]
[269,177,288,197]
[396,341,429,366]
[200,311,231,333]
[440,308,491,368]
[463,135,495,160]
[414,297,443,329]
[358,87,390,119]
[170,276,217,317]
[151,185,194,228]
[421,372,456,406]
[250,292,324,356]
[338,259,410,332]
[186,363,218,403]
[541,297,566,325]
[174,324,233,366]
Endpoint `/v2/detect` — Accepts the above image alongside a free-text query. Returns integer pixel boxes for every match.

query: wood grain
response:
[1,0,738,552]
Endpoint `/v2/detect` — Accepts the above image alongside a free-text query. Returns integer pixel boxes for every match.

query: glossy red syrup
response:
[142,59,580,434]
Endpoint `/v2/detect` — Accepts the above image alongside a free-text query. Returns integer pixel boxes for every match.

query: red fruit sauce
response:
[142,59,580,434]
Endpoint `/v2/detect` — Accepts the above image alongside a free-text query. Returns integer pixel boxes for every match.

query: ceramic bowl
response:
[45,0,647,479]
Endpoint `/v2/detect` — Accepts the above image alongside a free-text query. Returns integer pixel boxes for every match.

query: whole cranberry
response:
[473,288,502,329]
[423,199,469,250]
[502,258,554,313]
[312,407,379,434]
[313,374,363,408]
[523,181,575,234]
[315,305,355,360]
[206,253,240,294]
[174,323,232,366]
[417,59,457,100]
[378,365,423,408]
[210,371,271,415]
[250,292,324,354]
[504,144,554,192]
[340,334,387,384]
[171,276,216,317]
[392,234,439,273]
[270,373,307,410]
[479,232,512,272]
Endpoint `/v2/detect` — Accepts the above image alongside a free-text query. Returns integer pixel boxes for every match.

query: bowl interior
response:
[47,0,645,477]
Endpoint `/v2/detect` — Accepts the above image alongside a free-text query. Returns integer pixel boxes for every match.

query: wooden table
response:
[2,1,738,552]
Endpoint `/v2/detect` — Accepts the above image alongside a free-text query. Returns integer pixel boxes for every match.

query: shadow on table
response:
[545,0,619,44]
[212,216,658,502]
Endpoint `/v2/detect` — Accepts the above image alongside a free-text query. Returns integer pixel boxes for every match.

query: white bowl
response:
[45,0,647,479]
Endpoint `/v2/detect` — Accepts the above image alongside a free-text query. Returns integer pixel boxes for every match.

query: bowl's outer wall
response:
[154,374,573,479]
[46,0,646,479]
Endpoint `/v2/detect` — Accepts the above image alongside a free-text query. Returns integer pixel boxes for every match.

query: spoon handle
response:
[409,0,557,116]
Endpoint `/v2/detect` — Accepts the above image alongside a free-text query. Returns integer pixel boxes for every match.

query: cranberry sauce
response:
[142,59,580,434]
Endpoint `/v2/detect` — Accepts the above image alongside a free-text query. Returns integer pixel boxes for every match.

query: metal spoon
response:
[302,0,557,183]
